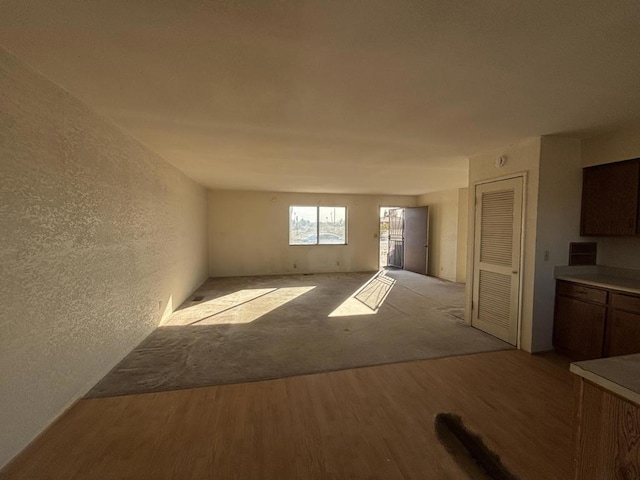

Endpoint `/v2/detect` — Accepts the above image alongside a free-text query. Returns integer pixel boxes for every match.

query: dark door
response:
[403,207,429,275]
[387,208,404,268]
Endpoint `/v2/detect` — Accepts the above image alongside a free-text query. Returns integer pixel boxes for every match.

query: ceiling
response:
[2,1,640,195]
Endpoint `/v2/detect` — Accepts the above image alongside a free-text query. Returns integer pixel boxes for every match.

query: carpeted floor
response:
[86,269,511,398]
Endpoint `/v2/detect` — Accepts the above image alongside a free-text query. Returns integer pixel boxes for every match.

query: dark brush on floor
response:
[435,413,519,480]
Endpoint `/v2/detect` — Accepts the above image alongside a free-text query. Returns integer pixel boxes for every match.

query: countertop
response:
[555,273,640,295]
[571,355,640,405]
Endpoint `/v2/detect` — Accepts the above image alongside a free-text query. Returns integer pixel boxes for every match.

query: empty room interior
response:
[3,2,640,479]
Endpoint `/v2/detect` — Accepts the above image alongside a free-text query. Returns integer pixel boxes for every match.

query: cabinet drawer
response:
[556,280,608,304]
[611,292,640,312]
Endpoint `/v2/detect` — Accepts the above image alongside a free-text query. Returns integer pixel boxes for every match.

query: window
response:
[289,206,347,245]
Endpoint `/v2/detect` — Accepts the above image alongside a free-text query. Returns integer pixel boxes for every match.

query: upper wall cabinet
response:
[581,159,640,236]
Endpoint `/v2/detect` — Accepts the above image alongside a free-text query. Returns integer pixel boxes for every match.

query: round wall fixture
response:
[495,155,507,168]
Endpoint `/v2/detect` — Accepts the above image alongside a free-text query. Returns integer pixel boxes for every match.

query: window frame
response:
[289,205,348,246]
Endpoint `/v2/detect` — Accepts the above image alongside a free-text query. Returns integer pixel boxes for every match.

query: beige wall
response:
[582,123,640,270]
[532,136,583,351]
[597,237,640,269]
[467,135,586,352]
[582,120,640,167]
[467,137,541,352]
[418,188,463,282]
[208,190,416,277]
[0,49,209,468]
[456,188,469,283]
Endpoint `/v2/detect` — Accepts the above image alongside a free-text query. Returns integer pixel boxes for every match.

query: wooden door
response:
[471,177,523,345]
[403,207,429,275]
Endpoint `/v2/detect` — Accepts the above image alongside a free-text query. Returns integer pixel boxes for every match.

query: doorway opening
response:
[379,207,403,268]
[379,206,430,274]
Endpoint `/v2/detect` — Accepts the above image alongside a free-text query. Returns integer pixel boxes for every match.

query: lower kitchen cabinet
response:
[553,280,608,360]
[607,308,640,357]
[554,295,606,360]
[554,280,640,359]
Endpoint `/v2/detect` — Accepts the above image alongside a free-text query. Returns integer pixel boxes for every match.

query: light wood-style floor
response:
[2,350,574,480]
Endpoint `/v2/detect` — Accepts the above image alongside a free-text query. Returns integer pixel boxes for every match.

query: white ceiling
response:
[2,1,640,195]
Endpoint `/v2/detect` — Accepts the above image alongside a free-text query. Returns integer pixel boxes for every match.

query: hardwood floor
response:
[1,350,574,480]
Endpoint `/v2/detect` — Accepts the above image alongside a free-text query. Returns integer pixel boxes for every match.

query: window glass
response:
[289,206,347,245]
[319,207,346,244]
[289,206,318,245]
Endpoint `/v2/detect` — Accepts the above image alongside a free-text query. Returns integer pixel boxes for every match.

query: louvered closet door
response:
[471,177,523,345]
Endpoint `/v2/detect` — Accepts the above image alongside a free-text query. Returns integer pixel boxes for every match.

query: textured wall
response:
[0,48,208,468]
[417,188,461,282]
[208,190,417,277]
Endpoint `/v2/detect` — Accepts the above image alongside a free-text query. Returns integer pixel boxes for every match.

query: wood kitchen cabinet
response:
[554,279,640,359]
[581,158,640,236]
[553,280,607,360]
[607,293,640,357]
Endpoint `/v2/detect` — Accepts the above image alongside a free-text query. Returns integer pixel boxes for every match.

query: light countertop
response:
[571,355,640,406]
[555,273,640,296]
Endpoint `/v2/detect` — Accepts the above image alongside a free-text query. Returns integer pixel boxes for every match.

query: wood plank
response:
[1,350,574,480]
[575,380,640,479]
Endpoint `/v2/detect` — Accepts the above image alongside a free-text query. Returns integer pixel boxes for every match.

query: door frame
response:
[467,172,527,349]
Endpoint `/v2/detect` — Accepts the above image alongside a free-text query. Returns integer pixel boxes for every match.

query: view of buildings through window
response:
[289,206,347,245]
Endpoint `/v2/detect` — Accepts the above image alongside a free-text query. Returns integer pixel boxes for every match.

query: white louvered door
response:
[471,177,523,345]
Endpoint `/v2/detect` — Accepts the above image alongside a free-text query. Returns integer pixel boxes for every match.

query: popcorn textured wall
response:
[0,48,208,468]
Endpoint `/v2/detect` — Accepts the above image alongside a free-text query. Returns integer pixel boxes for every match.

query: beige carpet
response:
[87,269,511,398]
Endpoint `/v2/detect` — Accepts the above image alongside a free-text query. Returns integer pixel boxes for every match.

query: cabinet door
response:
[553,296,606,359]
[606,309,640,357]
[581,160,640,236]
